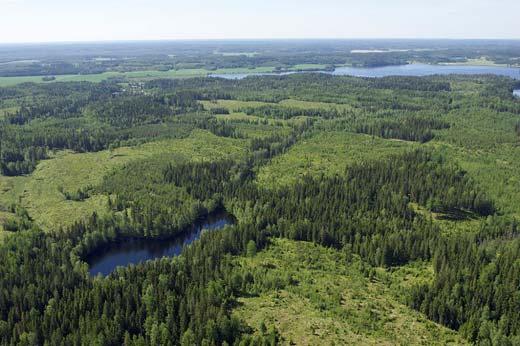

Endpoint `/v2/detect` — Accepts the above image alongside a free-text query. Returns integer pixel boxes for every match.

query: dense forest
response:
[0,68,519,345]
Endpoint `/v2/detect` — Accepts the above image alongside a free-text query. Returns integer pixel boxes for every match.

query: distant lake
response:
[331,64,520,79]
[209,71,298,79]
[210,63,520,80]
[87,210,235,276]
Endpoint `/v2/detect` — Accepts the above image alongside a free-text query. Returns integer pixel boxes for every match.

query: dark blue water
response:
[87,211,235,276]
[210,63,520,80]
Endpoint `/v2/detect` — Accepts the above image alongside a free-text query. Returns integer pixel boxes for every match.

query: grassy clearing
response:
[0,65,332,87]
[211,67,275,75]
[378,259,436,304]
[278,99,354,111]
[200,99,275,112]
[410,202,485,238]
[288,64,328,71]
[3,130,247,231]
[0,73,122,86]
[0,174,29,209]
[0,106,18,119]
[436,108,518,150]
[201,99,355,112]
[214,112,264,122]
[212,112,294,138]
[423,100,520,218]
[256,132,415,188]
[0,208,24,243]
[233,238,466,345]
[0,210,15,237]
[202,99,306,134]
[449,80,489,95]
[442,144,520,217]
[0,67,279,87]
[441,57,509,67]
[234,123,292,139]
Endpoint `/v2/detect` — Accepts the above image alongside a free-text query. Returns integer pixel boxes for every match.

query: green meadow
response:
[256,131,416,189]
[0,130,247,232]
[0,67,279,86]
[233,238,467,345]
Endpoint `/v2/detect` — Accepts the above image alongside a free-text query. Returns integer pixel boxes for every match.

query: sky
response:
[0,0,519,43]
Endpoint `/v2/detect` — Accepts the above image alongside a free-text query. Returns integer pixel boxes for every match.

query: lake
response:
[210,63,520,80]
[87,210,235,276]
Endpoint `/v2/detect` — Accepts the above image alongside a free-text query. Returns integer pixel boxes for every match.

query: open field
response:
[0,130,247,231]
[278,99,355,111]
[288,64,329,70]
[0,106,18,120]
[233,238,467,345]
[442,144,520,217]
[428,105,520,217]
[200,99,275,111]
[256,131,416,188]
[214,112,264,122]
[440,57,511,67]
[0,67,278,86]
[234,122,292,139]
[201,98,355,112]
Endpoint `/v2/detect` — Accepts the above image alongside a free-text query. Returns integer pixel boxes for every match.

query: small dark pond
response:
[87,210,235,276]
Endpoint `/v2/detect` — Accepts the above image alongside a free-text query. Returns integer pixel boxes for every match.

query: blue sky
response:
[0,0,519,43]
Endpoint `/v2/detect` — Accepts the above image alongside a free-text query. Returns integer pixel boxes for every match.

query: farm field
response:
[0,67,278,86]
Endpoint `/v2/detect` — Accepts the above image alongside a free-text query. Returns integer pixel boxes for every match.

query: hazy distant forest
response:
[0,40,519,345]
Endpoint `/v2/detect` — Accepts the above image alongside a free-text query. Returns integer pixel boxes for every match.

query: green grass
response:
[410,202,485,237]
[278,99,354,111]
[212,67,276,75]
[288,64,328,71]
[426,105,520,217]
[214,112,264,122]
[0,65,332,87]
[200,99,275,111]
[201,98,355,113]
[0,175,29,209]
[210,111,295,139]
[202,99,308,136]
[256,132,416,188]
[2,130,247,231]
[441,144,520,217]
[435,108,518,150]
[0,73,121,86]
[233,238,467,345]
[0,67,279,87]
[0,106,18,119]
[440,57,509,67]
[0,210,15,239]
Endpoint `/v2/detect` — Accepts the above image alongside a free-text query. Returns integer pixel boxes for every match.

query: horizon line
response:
[2,37,520,45]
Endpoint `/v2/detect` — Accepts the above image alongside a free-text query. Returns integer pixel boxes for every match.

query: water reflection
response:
[87,211,235,276]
